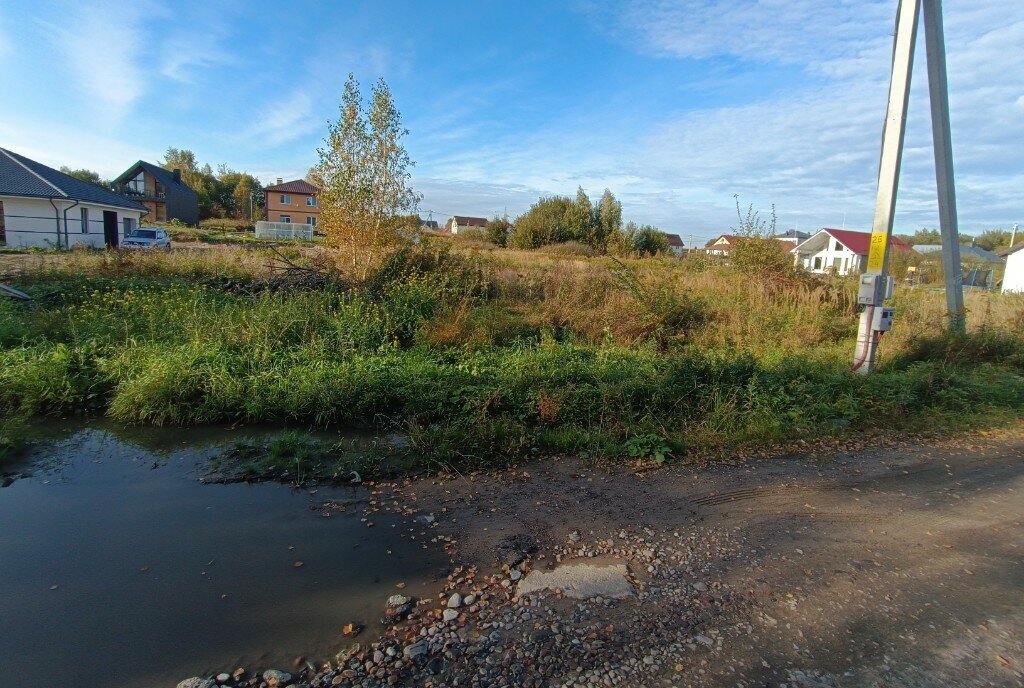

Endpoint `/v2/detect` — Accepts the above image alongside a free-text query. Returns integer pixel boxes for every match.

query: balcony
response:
[114,184,167,201]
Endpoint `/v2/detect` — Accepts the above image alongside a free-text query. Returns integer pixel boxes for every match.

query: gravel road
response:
[201,430,1022,688]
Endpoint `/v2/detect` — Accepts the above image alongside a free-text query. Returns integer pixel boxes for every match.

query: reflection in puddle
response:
[0,423,445,688]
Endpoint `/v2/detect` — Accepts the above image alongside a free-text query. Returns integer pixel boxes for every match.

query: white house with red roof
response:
[792,228,915,276]
[705,234,739,256]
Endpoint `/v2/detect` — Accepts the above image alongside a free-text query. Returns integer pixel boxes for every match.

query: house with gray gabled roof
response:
[112,160,199,225]
[0,147,147,249]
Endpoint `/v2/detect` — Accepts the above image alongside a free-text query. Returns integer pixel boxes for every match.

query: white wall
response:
[1003,250,1024,294]
[797,236,865,276]
[0,196,144,249]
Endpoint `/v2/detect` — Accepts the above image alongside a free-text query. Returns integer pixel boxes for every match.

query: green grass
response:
[2,245,1022,476]
[208,430,414,484]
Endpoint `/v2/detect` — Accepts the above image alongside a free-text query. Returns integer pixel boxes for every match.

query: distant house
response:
[264,178,320,229]
[447,216,487,234]
[913,244,1004,264]
[1002,242,1024,294]
[111,161,199,225]
[663,233,685,255]
[705,232,803,256]
[793,228,915,276]
[419,219,439,231]
[0,147,147,249]
[705,234,738,256]
[773,229,811,248]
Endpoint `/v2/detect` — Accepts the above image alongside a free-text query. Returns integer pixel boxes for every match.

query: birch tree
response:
[315,75,421,274]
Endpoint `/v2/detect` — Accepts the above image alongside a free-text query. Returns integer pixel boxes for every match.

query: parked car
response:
[124,228,171,250]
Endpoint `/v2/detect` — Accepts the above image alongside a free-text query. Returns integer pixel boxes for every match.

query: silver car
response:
[124,228,172,250]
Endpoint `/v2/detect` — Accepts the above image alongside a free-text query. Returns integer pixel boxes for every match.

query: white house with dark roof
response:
[663,233,685,255]
[0,147,147,249]
[447,215,488,234]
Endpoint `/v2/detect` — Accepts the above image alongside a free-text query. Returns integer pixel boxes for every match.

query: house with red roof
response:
[705,234,739,256]
[792,228,915,276]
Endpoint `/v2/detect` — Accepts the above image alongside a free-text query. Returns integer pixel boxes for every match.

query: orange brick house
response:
[264,178,320,229]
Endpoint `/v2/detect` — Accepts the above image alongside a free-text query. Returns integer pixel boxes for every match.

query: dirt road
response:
[351,432,1023,688]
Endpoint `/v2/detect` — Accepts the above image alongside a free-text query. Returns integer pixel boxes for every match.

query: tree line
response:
[895,227,1017,252]
[479,187,670,255]
[160,148,264,221]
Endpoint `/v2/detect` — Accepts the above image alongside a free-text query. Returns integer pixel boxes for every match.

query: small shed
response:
[1003,242,1024,294]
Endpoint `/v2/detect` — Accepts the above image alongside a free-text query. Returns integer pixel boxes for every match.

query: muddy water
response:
[0,424,446,688]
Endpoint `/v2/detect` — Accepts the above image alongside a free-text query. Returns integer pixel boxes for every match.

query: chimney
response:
[172,169,181,183]
[276,177,283,185]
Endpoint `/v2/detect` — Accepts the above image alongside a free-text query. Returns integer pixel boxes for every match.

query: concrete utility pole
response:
[853,0,964,374]
[923,0,965,332]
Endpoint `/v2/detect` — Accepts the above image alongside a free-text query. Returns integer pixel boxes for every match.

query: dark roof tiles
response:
[0,147,146,210]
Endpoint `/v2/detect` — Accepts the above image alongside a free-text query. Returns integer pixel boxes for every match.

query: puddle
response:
[0,423,446,688]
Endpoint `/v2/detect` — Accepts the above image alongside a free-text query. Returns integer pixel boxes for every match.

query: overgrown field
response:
[2,245,1022,472]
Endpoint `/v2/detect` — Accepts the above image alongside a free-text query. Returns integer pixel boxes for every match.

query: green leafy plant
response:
[625,433,672,465]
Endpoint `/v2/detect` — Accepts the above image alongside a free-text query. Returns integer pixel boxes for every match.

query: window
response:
[279,215,291,223]
[127,171,146,193]
[307,216,317,226]
[280,194,291,204]
[813,257,822,270]
[306,196,317,206]
[0,200,5,245]
[122,216,136,237]
[80,207,89,233]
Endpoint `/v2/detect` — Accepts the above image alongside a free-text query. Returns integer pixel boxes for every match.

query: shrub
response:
[198,218,255,232]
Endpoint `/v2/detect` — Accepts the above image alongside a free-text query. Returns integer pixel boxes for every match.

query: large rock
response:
[516,563,633,599]
[403,640,428,659]
[176,679,215,688]
[262,669,293,686]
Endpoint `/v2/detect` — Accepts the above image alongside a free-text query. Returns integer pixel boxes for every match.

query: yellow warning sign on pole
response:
[867,232,889,272]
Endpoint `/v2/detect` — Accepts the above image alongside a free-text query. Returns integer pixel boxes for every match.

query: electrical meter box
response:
[857,275,895,306]
[871,306,895,332]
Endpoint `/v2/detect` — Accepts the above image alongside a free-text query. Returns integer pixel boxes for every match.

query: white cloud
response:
[160,38,233,83]
[0,119,161,179]
[425,0,1024,235]
[158,8,236,83]
[243,92,319,146]
[39,3,150,123]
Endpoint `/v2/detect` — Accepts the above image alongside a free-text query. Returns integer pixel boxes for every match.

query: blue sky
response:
[1,0,1021,243]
